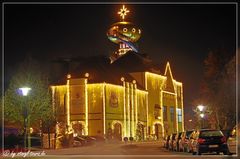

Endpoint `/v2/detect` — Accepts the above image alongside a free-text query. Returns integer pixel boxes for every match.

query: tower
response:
[107,5,142,63]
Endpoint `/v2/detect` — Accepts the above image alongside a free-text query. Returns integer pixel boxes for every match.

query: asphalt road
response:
[2,141,238,159]
[41,141,238,159]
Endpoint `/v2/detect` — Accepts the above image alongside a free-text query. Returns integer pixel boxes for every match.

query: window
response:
[170,107,174,122]
[177,108,182,122]
[163,106,167,121]
[154,104,160,119]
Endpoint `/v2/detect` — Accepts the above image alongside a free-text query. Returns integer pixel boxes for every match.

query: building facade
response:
[51,5,184,142]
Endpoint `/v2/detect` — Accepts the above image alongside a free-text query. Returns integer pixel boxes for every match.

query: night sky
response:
[3,2,236,109]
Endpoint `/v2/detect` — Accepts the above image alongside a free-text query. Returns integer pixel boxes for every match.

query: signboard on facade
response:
[109,91,118,108]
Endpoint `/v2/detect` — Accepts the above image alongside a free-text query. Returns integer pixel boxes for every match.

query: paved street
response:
[37,141,237,159]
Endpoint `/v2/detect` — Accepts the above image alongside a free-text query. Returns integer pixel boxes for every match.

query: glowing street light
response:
[19,87,31,96]
[18,87,31,150]
[197,105,205,112]
[200,113,205,118]
[196,105,206,129]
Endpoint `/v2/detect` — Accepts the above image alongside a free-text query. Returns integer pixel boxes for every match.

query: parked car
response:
[227,124,239,155]
[73,136,86,147]
[163,135,170,149]
[81,136,97,145]
[191,129,228,155]
[179,130,194,152]
[173,132,182,151]
[168,133,177,151]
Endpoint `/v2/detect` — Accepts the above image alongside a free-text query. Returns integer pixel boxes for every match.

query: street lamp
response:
[197,105,205,129]
[197,105,205,112]
[18,87,31,150]
[200,113,205,118]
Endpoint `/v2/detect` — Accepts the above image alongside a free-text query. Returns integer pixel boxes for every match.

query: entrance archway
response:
[113,122,122,141]
[154,123,163,140]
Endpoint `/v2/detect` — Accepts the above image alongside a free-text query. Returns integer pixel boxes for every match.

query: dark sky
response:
[3,2,236,108]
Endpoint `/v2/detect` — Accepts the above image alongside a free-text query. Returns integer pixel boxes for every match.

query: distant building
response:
[51,5,184,141]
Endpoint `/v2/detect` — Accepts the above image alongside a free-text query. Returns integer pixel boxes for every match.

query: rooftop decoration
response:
[118,5,130,21]
[107,5,142,63]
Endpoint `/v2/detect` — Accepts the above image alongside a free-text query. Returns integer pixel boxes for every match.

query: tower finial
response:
[118,5,129,21]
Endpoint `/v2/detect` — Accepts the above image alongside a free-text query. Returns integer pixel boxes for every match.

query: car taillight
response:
[221,136,226,143]
[198,138,206,144]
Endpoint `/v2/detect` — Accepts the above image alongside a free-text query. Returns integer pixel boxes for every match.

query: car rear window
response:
[200,130,223,137]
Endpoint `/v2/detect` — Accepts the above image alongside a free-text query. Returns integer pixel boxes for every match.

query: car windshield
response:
[200,130,223,137]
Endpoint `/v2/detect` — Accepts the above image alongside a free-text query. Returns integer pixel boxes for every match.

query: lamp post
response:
[197,105,205,129]
[19,87,31,150]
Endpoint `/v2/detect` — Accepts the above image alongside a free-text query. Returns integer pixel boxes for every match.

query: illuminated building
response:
[51,5,184,142]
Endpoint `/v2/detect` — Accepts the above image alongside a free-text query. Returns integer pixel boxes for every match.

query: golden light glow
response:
[105,83,123,89]
[162,90,176,96]
[52,59,184,139]
[67,74,71,79]
[103,83,106,135]
[67,79,70,130]
[118,5,130,21]
[85,79,88,135]
[146,93,149,137]
[160,90,164,137]
[181,86,184,131]
[127,82,130,137]
[145,72,166,90]
[145,72,148,90]
[134,83,138,136]
[123,80,127,136]
[85,73,89,78]
[30,127,33,134]
[146,72,166,80]
[111,120,124,140]
[175,94,178,132]
[131,84,134,137]
[51,86,56,116]
[164,62,174,79]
